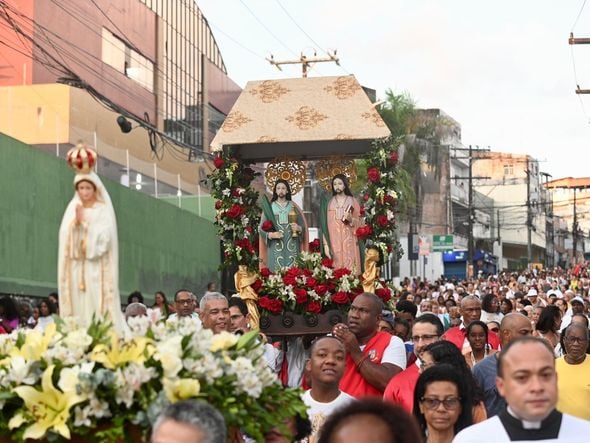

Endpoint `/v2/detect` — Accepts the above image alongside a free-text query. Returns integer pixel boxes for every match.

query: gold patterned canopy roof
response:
[210,75,391,162]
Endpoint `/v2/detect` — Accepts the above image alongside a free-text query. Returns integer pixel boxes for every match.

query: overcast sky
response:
[198,0,590,180]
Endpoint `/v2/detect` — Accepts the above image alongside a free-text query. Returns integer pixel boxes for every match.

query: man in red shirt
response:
[443,295,500,351]
[333,293,406,398]
[383,313,443,411]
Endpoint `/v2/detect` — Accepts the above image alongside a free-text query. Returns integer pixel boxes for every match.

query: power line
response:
[273,0,351,76]
[0,5,211,160]
[571,0,588,32]
[238,0,298,57]
[206,21,267,61]
[2,0,205,140]
[274,0,324,53]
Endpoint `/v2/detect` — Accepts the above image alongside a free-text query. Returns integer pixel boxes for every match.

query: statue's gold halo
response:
[316,157,357,192]
[264,157,306,194]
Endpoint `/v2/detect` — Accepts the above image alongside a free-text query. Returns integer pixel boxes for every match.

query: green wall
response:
[0,134,220,299]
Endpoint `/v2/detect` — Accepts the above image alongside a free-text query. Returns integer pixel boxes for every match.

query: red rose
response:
[251,279,263,293]
[355,225,373,240]
[283,275,297,287]
[245,226,253,234]
[306,301,322,314]
[384,194,395,205]
[213,155,225,169]
[309,238,321,253]
[294,288,307,304]
[375,287,392,302]
[235,239,255,254]
[389,151,399,165]
[334,268,352,279]
[261,220,274,232]
[302,269,312,277]
[225,204,244,219]
[260,267,271,278]
[314,284,328,296]
[215,200,222,210]
[286,267,301,278]
[321,258,334,269]
[376,214,389,228]
[363,193,370,202]
[306,277,318,287]
[359,205,365,216]
[259,297,283,314]
[331,291,350,304]
[367,166,381,183]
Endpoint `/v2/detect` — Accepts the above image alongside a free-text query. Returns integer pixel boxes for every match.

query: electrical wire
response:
[206,20,267,61]
[571,0,588,32]
[238,0,298,57]
[1,0,213,151]
[273,0,351,75]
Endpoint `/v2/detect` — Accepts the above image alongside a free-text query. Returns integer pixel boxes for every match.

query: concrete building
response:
[395,109,495,280]
[472,152,547,269]
[546,177,590,266]
[0,0,240,208]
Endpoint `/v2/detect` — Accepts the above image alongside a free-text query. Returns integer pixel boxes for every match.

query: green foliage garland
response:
[356,136,404,262]
[209,150,261,271]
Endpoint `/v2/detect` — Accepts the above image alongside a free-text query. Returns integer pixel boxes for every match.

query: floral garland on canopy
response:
[209,139,401,316]
[356,136,404,263]
[209,150,261,271]
[0,315,306,442]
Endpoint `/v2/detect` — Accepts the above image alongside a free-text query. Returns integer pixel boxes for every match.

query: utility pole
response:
[267,50,340,77]
[573,188,578,265]
[570,33,590,94]
[468,144,474,274]
[452,145,491,277]
[525,159,532,266]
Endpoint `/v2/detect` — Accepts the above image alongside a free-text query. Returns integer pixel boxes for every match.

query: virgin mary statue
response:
[58,144,123,331]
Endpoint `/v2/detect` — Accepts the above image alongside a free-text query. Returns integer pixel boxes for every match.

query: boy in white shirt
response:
[302,336,355,441]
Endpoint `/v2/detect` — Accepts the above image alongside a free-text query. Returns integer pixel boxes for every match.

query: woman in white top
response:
[35,299,56,331]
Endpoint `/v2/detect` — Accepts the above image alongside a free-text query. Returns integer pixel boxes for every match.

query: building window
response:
[101,28,154,92]
[503,164,513,175]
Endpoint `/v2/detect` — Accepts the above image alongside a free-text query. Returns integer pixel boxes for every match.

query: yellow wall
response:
[0,84,70,144]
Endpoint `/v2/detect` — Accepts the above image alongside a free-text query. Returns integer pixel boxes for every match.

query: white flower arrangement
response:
[0,316,306,442]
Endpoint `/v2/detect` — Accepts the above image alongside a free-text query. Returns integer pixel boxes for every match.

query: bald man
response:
[442,295,500,351]
[473,313,533,417]
[332,293,406,398]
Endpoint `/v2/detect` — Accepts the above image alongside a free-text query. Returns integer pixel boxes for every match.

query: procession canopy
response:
[210,75,391,162]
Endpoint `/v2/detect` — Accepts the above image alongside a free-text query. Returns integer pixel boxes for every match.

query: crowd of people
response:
[2,267,590,442]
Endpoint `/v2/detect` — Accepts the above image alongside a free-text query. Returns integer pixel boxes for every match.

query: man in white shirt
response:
[302,335,355,440]
[454,336,590,442]
[167,289,200,323]
[198,292,229,334]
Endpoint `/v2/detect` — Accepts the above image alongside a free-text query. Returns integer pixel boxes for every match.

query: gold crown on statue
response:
[66,142,97,173]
